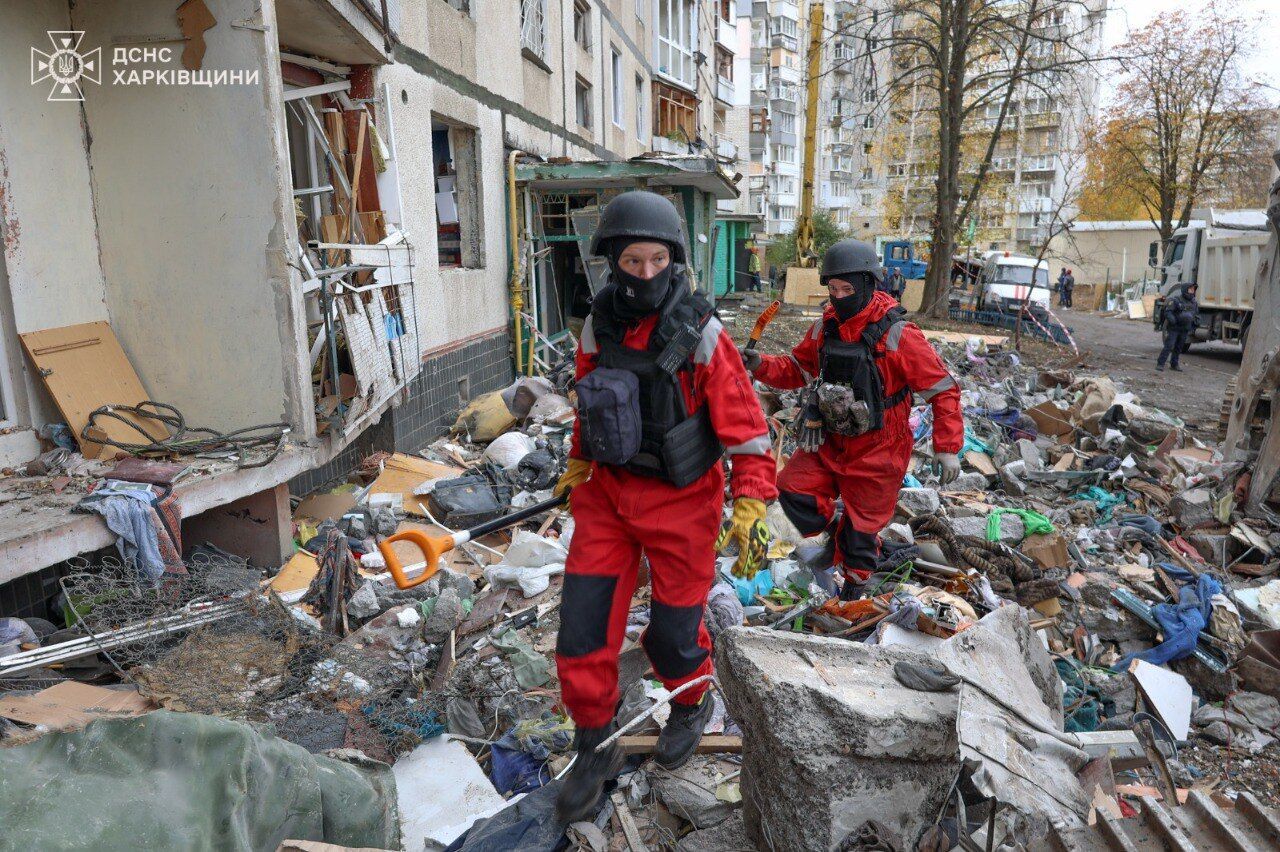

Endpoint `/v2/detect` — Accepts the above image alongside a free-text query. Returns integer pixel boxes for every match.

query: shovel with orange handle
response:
[378,494,567,589]
[745,299,781,351]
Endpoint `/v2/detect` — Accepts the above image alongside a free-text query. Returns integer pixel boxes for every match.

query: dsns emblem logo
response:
[31,31,101,102]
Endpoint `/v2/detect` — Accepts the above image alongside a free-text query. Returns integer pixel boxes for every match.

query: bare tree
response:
[826,0,1108,318]
[1099,8,1268,243]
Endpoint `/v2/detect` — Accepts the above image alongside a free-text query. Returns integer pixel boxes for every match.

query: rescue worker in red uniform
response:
[552,191,777,821]
[740,239,963,598]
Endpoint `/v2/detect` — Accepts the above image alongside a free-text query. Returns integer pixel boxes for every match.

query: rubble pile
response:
[5,322,1280,850]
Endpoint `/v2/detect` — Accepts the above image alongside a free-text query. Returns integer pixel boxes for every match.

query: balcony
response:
[1018,196,1053,214]
[716,76,735,105]
[773,64,801,86]
[717,17,736,52]
[651,135,688,155]
[774,1,800,21]
[1022,153,1057,172]
[770,33,799,52]
[713,135,739,162]
[1024,111,1061,128]
[833,44,856,64]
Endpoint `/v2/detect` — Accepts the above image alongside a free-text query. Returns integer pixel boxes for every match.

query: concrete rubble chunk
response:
[1189,533,1229,565]
[423,588,465,643]
[674,813,753,851]
[1170,488,1215,530]
[999,459,1028,496]
[715,627,961,850]
[951,513,1024,544]
[717,607,1090,851]
[1015,438,1044,472]
[942,471,989,492]
[897,487,941,515]
[651,764,737,829]
[346,580,381,620]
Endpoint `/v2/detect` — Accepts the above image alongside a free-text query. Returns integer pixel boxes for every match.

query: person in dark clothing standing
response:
[1157,283,1198,371]
[1060,268,1075,307]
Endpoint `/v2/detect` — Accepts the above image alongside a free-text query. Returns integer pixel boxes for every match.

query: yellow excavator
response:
[782,0,827,304]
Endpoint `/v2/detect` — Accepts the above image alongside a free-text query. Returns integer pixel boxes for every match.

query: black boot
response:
[556,724,623,824]
[655,694,714,770]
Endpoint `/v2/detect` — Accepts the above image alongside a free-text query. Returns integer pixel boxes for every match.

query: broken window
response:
[575,77,593,131]
[653,81,696,142]
[521,0,546,59]
[431,118,484,269]
[574,0,593,52]
[441,0,471,14]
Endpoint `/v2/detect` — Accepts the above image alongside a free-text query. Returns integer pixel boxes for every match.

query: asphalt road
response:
[1056,306,1241,436]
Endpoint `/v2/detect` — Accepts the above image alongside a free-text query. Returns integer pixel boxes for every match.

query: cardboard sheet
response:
[1025,401,1075,441]
[293,490,359,522]
[369,453,464,517]
[0,681,152,729]
[271,550,321,594]
[19,321,154,458]
[921,329,1008,347]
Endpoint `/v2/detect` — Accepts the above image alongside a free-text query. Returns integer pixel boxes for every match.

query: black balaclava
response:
[608,238,680,320]
[828,272,875,322]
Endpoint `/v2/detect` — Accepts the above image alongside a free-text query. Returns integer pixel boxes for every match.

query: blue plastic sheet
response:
[733,567,774,606]
[1072,486,1126,523]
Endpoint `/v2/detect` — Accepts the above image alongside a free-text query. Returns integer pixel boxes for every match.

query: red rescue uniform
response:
[753,291,963,580]
[557,309,777,729]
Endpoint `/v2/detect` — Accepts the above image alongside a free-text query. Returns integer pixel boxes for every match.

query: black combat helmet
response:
[589,190,688,263]
[821,238,884,283]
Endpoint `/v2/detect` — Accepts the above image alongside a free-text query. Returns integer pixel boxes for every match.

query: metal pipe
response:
[506,149,527,375]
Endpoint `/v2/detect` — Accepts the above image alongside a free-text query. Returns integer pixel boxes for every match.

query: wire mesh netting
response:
[52,554,451,761]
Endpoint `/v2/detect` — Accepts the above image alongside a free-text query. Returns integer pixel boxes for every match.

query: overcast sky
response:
[1103,0,1280,104]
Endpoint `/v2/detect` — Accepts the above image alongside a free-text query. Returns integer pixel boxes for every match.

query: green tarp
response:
[0,710,398,851]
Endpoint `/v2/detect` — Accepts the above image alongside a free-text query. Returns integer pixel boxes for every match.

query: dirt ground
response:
[722,298,1240,440]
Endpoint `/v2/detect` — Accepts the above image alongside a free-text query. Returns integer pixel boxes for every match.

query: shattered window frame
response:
[521,0,547,60]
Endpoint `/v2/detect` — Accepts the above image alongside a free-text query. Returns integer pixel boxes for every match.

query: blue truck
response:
[880,239,927,280]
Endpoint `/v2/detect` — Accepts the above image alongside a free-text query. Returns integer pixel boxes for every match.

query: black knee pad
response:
[642,600,709,680]
[778,491,829,536]
[556,573,617,657]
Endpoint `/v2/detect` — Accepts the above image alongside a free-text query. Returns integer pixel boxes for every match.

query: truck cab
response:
[881,240,927,280]
[976,253,1052,312]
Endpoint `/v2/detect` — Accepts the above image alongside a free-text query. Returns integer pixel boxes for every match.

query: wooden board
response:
[619,734,742,755]
[19,321,154,458]
[0,681,152,729]
[901,278,926,312]
[271,550,320,594]
[368,453,465,517]
[782,266,825,307]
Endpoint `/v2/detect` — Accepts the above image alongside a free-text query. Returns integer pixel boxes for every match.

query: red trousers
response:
[777,428,913,580]
[556,462,722,729]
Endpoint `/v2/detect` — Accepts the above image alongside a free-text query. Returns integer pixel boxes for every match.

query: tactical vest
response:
[819,306,910,432]
[589,287,723,487]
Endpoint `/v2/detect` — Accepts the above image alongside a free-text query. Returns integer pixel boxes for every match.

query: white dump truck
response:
[1150,209,1269,348]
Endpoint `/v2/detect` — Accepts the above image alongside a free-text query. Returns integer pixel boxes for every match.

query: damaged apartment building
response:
[0,0,740,616]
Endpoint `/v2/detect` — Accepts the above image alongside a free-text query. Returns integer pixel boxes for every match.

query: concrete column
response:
[182,483,293,569]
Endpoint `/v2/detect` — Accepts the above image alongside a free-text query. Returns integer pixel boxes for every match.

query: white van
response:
[977,254,1052,312]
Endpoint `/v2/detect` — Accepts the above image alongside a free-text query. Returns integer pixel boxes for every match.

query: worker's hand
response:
[934,452,961,485]
[738,346,762,374]
[554,458,592,502]
[715,497,771,579]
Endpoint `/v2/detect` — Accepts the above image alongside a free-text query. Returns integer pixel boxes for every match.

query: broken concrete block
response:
[651,764,737,829]
[896,487,941,516]
[1170,488,1215,531]
[674,813,751,852]
[952,513,1024,544]
[1015,438,1044,472]
[1189,533,1230,566]
[346,580,381,620]
[716,628,960,850]
[423,588,465,643]
[942,471,989,492]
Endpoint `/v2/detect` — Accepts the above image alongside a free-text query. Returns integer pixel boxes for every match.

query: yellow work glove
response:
[554,458,592,501]
[715,497,771,580]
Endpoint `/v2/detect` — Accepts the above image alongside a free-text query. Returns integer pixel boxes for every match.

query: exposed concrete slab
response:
[715,627,960,851]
